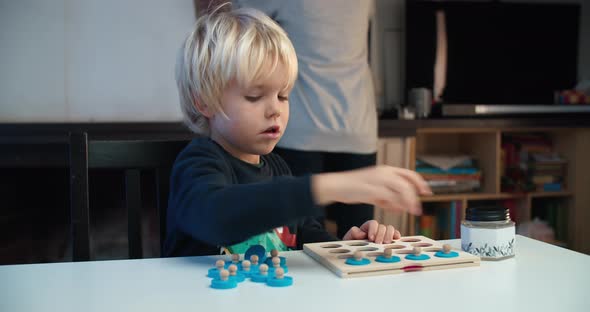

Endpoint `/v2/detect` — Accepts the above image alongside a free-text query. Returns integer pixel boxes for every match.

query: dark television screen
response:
[405,1,580,105]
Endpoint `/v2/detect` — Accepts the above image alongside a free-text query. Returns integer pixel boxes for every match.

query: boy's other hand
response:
[342,220,401,244]
[312,165,433,215]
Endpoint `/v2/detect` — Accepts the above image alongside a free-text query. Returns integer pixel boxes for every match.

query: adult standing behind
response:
[233,0,382,238]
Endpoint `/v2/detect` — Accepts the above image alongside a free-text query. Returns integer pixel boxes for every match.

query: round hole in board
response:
[346,241,369,246]
[328,249,351,254]
[356,247,379,252]
[383,245,406,250]
[411,243,433,247]
[320,243,342,248]
[400,238,421,243]
[337,254,354,259]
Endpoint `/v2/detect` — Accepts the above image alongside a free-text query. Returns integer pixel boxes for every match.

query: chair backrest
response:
[119,140,188,259]
[156,167,171,256]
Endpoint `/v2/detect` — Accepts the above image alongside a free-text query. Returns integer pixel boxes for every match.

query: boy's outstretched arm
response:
[312,165,432,215]
[168,145,322,248]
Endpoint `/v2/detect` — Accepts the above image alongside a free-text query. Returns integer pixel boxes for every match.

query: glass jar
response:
[461,206,515,260]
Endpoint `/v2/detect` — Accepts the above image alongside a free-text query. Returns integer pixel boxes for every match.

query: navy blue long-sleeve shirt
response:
[163,137,337,256]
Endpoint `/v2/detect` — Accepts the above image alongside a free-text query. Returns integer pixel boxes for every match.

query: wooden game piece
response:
[303,235,480,278]
[345,250,370,266]
[228,264,245,283]
[275,268,284,279]
[242,260,251,271]
[240,260,252,277]
[384,248,393,258]
[413,246,422,256]
[228,264,238,276]
[266,267,293,287]
[259,264,269,275]
[251,264,270,283]
[405,246,430,261]
[272,256,280,269]
[376,248,401,263]
[207,259,226,278]
[268,256,289,275]
[225,254,242,269]
[443,244,452,253]
[210,269,237,289]
[435,243,459,258]
[248,255,260,273]
[250,255,259,265]
[265,249,287,267]
[220,269,229,281]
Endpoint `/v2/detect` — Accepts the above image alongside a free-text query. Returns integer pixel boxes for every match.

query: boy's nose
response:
[267,108,281,119]
[266,102,282,119]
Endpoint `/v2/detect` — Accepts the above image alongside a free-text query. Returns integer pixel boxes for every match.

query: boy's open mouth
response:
[262,125,280,134]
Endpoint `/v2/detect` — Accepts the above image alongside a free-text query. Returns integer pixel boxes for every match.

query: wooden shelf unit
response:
[420,191,573,202]
[376,126,590,254]
[420,193,516,202]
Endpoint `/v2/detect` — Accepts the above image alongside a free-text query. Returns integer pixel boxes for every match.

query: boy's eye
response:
[245,96,262,102]
[278,95,289,101]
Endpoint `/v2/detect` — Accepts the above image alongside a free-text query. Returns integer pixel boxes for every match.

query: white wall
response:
[0,0,194,123]
[1,0,588,122]
[0,1,67,122]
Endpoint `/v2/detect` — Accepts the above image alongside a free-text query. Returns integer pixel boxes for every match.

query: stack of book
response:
[418,214,437,238]
[528,153,566,192]
[415,155,481,194]
[501,133,567,192]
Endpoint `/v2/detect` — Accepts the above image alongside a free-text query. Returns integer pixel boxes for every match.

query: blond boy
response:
[164,5,431,256]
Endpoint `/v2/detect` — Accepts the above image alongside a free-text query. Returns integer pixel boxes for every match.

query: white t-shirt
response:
[234,0,380,153]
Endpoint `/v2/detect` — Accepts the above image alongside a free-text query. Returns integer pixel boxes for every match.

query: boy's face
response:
[209,63,291,164]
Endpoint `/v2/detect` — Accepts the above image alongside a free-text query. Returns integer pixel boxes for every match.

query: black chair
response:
[82,139,187,259]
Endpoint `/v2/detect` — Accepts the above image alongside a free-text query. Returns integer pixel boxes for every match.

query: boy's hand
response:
[312,165,432,215]
[342,220,401,244]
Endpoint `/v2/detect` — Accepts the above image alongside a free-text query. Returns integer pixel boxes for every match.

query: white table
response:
[1,235,589,312]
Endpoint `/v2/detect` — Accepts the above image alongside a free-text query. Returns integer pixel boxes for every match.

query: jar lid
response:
[465,206,510,222]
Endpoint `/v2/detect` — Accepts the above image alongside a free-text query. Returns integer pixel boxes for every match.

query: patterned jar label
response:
[460,225,515,259]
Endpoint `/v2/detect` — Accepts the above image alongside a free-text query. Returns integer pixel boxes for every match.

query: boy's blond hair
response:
[176,4,298,135]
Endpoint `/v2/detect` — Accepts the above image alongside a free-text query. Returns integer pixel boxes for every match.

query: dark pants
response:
[274,147,377,238]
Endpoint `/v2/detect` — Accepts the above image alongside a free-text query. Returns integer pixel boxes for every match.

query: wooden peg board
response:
[303,235,480,278]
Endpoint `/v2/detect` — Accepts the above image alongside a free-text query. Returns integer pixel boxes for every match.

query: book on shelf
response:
[418,215,437,238]
[541,183,562,192]
[501,133,568,193]
[416,156,482,194]
[419,173,481,181]
[415,201,462,240]
[531,175,559,184]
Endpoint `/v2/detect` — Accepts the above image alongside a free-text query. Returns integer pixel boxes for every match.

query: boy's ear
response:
[194,99,213,118]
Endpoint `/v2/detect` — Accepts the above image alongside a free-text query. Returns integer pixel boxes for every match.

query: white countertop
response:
[1,235,589,312]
